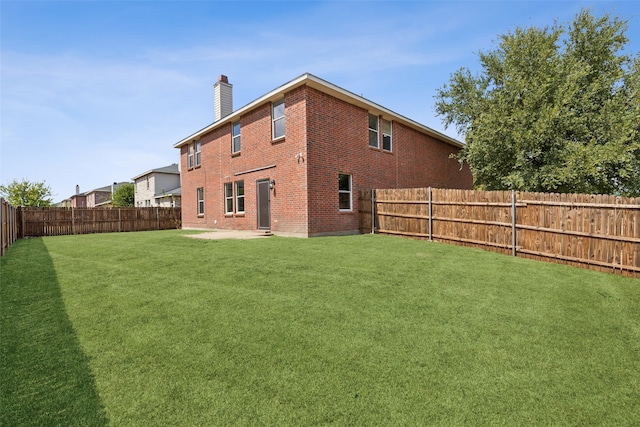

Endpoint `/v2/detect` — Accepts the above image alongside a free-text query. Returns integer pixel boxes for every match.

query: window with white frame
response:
[232,122,241,154]
[188,144,194,169]
[197,187,204,216]
[195,140,201,166]
[224,181,244,214]
[382,119,392,151]
[272,99,285,139]
[224,183,233,214]
[235,181,245,213]
[338,174,352,211]
[368,114,379,148]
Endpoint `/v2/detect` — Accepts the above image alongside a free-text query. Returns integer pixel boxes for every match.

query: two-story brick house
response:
[175,73,473,237]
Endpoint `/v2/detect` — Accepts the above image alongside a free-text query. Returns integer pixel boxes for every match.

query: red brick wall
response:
[181,90,309,233]
[180,83,473,235]
[304,86,472,236]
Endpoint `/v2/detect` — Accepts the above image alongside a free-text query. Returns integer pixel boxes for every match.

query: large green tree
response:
[435,9,640,196]
[112,183,135,207]
[0,179,54,207]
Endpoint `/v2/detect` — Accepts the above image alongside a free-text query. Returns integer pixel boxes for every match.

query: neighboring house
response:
[57,186,87,207]
[175,73,473,237]
[85,182,129,208]
[132,164,182,207]
[69,185,87,208]
[69,192,87,208]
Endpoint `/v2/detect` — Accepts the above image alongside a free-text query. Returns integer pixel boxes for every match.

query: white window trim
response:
[272,99,285,140]
[188,144,194,169]
[368,113,379,148]
[195,141,201,166]
[338,174,352,212]
[197,187,204,216]
[235,181,245,214]
[224,183,233,215]
[232,122,241,154]
[382,119,392,152]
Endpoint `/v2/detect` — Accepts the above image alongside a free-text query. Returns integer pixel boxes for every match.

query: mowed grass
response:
[1,230,639,426]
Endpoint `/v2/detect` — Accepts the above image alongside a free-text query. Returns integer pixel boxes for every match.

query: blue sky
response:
[1,1,638,202]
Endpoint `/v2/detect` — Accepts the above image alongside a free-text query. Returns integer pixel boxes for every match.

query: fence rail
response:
[1,198,19,256]
[359,188,640,278]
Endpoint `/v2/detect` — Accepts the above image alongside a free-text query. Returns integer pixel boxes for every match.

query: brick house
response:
[175,73,473,237]
[85,182,129,208]
[132,163,181,208]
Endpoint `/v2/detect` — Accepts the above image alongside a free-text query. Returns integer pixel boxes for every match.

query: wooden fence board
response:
[360,188,640,278]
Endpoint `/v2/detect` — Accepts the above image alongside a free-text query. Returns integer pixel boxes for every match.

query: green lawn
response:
[1,230,639,426]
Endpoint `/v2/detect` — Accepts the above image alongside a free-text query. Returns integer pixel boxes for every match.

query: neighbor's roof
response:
[86,182,130,194]
[132,163,180,181]
[174,72,464,149]
[154,186,181,199]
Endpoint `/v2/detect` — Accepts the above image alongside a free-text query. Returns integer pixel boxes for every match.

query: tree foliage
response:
[435,9,640,196]
[112,183,135,207]
[0,179,54,207]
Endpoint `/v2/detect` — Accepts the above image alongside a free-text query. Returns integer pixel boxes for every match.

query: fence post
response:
[370,189,375,234]
[156,207,160,230]
[428,187,433,241]
[511,190,516,257]
[119,208,122,232]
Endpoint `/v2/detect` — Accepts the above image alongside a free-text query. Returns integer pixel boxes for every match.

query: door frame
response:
[256,178,271,230]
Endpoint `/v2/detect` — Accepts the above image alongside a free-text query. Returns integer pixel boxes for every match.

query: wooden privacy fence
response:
[1,198,19,256]
[359,188,640,278]
[18,207,181,238]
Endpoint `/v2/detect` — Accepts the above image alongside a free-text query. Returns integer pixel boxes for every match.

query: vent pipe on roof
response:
[214,75,233,121]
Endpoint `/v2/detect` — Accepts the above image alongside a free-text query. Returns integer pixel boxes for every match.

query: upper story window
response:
[232,122,241,154]
[195,140,201,166]
[272,99,285,139]
[382,119,392,151]
[188,141,201,169]
[188,144,194,169]
[146,176,149,190]
[368,114,379,148]
[338,173,352,211]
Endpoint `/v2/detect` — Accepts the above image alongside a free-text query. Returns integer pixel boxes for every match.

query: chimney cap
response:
[218,75,229,84]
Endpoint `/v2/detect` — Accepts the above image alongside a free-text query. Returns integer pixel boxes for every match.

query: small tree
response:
[435,9,640,196]
[0,179,54,207]
[112,183,135,207]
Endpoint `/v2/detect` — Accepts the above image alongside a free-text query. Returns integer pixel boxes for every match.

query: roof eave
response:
[173,73,464,149]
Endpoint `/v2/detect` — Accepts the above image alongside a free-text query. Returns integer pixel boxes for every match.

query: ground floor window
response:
[224,183,233,214]
[197,187,204,216]
[224,181,244,214]
[235,181,245,213]
[338,174,352,211]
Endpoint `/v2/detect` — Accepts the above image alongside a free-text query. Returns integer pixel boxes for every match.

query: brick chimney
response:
[214,75,233,121]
